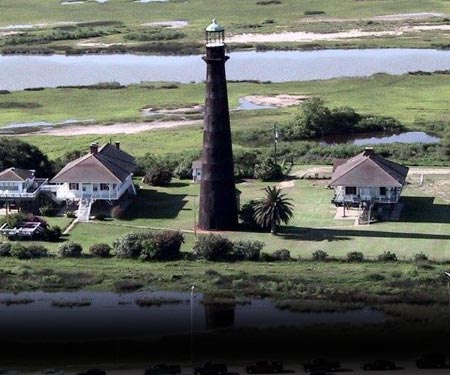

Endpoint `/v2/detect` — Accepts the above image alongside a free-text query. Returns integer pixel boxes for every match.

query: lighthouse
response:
[198,19,238,230]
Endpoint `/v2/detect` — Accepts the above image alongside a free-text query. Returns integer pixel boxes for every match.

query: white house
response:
[329,148,409,207]
[50,142,136,221]
[0,167,47,202]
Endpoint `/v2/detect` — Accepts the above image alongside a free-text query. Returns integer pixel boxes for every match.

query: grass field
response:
[1,0,450,54]
[3,73,448,159]
[21,170,448,260]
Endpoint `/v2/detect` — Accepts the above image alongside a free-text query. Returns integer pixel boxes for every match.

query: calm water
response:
[2,49,450,90]
[321,131,440,145]
[0,291,386,341]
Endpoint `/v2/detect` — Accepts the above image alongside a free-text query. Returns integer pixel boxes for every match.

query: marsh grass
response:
[51,299,91,308]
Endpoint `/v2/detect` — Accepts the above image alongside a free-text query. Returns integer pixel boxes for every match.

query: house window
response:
[345,186,357,195]
[380,187,387,196]
[69,183,79,190]
[100,183,110,191]
[93,185,98,192]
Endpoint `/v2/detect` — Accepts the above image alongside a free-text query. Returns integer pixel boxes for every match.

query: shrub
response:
[66,210,76,219]
[10,243,48,259]
[44,225,62,242]
[39,204,58,217]
[254,157,283,181]
[347,251,364,262]
[0,242,11,257]
[238,200,259,227]
[193,234,234,261]
[0,212,27,229]
[378,251,397,262]
[95,213,106,221]
[304,10,325,15]
[271,248,291,261]
[232,240,264,261]
[414,252,429,262]
[312,249,328,261]
[143,167,173,186]
[89,243,112,258]
[58,242,83,258]
[113,231,153,258]
[173,158,194,180]
[140,230,184,261]
[366,273,385,281]
[111,206,125,220]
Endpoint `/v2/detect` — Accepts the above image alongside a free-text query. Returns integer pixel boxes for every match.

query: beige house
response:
[329,148,409,207]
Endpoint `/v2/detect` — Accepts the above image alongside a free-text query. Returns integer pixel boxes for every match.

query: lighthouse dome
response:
[206,18,224,32]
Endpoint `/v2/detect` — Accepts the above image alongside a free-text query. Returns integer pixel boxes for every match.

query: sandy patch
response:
[370,13,446,21]
[278,180,295,189]
[142,104,203,116]
[228,29,402,43]
[141,20,188,29]
[77,41,125,47]
[36,119,201,136]
[0,31,19,38]
[227,24,450,43]
[243,94,309,108]
[408,167,450,175]
[0,21,78,31]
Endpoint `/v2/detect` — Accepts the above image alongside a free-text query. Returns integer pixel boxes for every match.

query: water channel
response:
[0,291,386,341]
[2,49,450,91]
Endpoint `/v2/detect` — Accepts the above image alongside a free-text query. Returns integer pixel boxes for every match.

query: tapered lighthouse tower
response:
[199,19,238,230]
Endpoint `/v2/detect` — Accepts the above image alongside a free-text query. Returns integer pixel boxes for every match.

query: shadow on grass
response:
[126,189,188,220]
[278,226,450,242]
[399,196,450,224]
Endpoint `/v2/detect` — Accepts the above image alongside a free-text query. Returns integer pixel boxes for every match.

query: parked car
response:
[246,361,284,374]
[362,360,396,371]
[193,363,228,375]
[77,369,106,375]
[303,359,341,372]
[145,364,182,375]
[416,353,447,369]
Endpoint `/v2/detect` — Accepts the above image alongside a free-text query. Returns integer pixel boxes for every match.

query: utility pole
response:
[190,285,195,365]
[273,124,278,166]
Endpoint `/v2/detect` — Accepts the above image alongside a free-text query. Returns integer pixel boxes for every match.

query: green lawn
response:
[52,173,450,260]
[10,73,450,159]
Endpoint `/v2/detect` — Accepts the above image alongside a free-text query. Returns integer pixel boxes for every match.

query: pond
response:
[321,131,440,145]
[2,49,450,90]
[0,291,386,342]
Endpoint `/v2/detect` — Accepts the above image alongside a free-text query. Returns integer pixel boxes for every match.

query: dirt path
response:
[36,119,202,136]
[242,94,309,108]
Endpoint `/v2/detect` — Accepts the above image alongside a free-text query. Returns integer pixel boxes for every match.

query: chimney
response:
[90,142,98,155]
[115,141,120,150]
[364,147,374,156]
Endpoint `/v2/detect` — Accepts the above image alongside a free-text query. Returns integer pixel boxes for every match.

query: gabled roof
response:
[329,149,409,188]
[0,168,34,182]
[50,143,136,184]
[192,159,202,169]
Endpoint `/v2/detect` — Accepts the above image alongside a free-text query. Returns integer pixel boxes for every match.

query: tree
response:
[0,138,54,176]
[254,157,283,181]
[254,186,294,235]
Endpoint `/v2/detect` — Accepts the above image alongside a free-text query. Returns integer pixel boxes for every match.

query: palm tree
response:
[254,186,294,235]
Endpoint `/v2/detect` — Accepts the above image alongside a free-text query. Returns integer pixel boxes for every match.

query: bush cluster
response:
[377,251,397,262]
[312,249,328,261]
[193,234,265,262]
[58,242,83,258]
[347,251,364,262]
[113,230,184,261]
[10,244,48,259]
[89,243,112,258]
[143,167,173,186]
